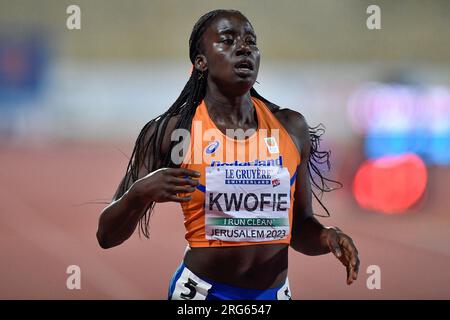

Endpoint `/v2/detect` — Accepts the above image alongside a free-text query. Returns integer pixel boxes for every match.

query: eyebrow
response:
[218,28,257,38]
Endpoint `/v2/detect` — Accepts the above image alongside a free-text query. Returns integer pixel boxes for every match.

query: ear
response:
[194,54,208,72]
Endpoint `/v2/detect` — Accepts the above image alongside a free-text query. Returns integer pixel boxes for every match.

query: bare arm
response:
[276,109,360,284]
[96,172,150,249]
[276,110,330,255]
[96,116,200,249]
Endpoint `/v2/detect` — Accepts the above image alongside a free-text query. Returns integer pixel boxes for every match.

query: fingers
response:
[339,236,360,285]
[167,194,193,203]
[167,168,201,178]
[166,169,200,189]
[172,185,197,194]
[163,180,197,202]
[157,168,200,203]
[353,256,360,281]
[350,247,360,283]
[158,186,196,203]
[171,177,200,187]
[346,263,355,285]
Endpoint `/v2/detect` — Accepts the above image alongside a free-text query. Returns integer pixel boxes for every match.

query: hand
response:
[321,227,360,285]
[130,168,200,205]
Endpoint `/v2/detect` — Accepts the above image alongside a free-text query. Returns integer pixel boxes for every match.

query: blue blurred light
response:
[348,83,450,166]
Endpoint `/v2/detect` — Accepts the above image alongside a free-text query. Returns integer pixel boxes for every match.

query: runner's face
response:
[198,13,260,93]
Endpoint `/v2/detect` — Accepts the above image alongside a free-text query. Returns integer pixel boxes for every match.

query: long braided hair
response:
[117,9,342,238]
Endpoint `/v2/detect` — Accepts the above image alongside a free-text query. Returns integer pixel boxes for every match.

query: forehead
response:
[205,13,256,37]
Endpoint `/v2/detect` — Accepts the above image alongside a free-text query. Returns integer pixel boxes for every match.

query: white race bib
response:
[205,165,291,242]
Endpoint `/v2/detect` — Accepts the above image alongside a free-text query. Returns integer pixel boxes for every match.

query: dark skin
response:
[97,12,360,289]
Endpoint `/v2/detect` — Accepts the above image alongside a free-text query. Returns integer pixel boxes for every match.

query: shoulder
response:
[273,108,308,136]
[272,107,310,158]
[133,114,181,169]
[140,114,181,152]
[159,114,182,154]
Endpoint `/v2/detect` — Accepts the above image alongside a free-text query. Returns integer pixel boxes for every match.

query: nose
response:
[235,38,251,56]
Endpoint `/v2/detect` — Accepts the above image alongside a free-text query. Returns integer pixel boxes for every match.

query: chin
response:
[232,79,256,95]
[211,73,257,95]
[234,71,257,84]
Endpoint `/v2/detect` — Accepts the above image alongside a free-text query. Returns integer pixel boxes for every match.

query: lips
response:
[234,59,254,78]
[234,59,254,71]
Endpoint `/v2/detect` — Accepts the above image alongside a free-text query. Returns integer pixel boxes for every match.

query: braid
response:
[119,9,340,238]
[307,124,343,217]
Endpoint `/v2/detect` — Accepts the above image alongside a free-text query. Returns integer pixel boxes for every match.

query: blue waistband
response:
[169,262,287,300]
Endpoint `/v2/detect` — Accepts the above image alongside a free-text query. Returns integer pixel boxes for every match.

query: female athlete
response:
[96,9,360,300]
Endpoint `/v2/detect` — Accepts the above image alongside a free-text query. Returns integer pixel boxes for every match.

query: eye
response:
[221,38,233,45]
[247,38,257,45]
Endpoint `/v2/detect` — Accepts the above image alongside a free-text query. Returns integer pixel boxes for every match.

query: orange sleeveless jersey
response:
[180,96,301,247]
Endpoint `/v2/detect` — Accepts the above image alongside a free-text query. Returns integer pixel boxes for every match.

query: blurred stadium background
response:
[0,0,449,299]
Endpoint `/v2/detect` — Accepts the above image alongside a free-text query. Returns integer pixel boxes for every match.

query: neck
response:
[204,82,255,127]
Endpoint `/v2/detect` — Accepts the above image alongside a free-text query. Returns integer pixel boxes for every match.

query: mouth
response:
[235,60,254,70]
[234,60,254,76]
